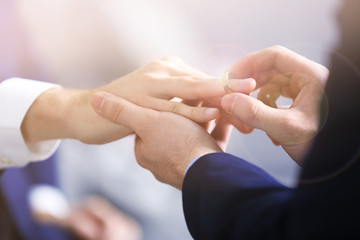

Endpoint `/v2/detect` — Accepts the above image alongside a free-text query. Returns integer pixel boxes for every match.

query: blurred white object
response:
[28,184,70,224]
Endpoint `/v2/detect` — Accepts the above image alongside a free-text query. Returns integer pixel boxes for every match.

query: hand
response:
[21,57,253,145]
[36,196,142,240]
[221,46,329,164]
[90,92,229,189]
[66,197,142,240]
[181,99,234,151]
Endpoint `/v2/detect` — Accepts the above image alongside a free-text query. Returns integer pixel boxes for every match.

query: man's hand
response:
[91,92,225,189]
[221,46,329,164]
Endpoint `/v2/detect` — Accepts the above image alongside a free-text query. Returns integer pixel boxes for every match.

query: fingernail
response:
[205,108,219,116]
[221,94,237,113]
[91,92,108,113]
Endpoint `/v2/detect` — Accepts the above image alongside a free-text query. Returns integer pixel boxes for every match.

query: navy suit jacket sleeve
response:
[182,1,360,239]
[183,153,292,240]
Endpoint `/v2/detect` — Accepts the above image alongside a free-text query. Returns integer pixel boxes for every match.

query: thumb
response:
[221,93,288,135]
[91,91,154,133]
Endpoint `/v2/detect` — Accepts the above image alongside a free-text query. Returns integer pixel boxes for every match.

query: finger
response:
[158,58,215,79]
[267,133,281,146]
[267,73,292,87]
[91,91,156,134]
[228,46,322,87]
[151,59,196,77]
[181,99,213,129]
[196,100,215,130]
[66,208,102,240]
[228,47,284,82]
[134,135,149,169]
[281,77,302,99]
[148,97,219,123]
[203,96,222,109]
[162,56,211,77]
[280,86,294,99]
[258,83,281,108]
[161,76,256,99]
[181,99,202,107]
[81,197,121,220]
[221,93,288,134]
[223,112,254,134]
[211,115,233,151]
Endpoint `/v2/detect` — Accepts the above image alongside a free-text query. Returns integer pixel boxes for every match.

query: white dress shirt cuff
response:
[0,78,61,169]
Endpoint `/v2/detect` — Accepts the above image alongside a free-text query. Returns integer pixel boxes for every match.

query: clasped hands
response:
[88,46,329,189]
[22,46,328,190]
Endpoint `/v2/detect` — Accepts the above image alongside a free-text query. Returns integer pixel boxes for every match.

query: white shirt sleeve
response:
[0,78,62,169]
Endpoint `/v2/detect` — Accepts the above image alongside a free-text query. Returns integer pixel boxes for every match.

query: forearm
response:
[21,87,132,145]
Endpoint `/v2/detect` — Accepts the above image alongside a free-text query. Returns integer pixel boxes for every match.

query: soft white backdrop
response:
[16,0,340,239]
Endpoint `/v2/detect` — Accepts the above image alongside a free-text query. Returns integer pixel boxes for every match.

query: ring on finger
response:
[222,72,233,93]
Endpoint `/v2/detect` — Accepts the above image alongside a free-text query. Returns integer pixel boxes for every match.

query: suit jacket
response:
[0,154,75,240]
[182,0,360,239]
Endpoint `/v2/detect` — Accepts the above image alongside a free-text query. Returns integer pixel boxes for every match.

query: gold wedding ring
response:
[222,72,233,93]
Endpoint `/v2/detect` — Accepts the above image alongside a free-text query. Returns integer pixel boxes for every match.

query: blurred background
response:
[1,0,340,239]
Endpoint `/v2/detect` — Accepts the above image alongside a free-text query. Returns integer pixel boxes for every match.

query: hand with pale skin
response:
[20,56,254,145]
[221,46,329,164]
[90,92,232,189]
[34,196,142,240]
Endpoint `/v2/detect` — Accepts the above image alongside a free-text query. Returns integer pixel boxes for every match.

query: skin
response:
[20,56,255,145]
[90,46,328,189]
[19,56,254,238]
[221,46,329,164]
[91,92,231,189]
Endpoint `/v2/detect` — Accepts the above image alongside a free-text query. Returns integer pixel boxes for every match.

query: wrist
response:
[68,89,133,144]
[21,88,89,143]
[176,148,221,189]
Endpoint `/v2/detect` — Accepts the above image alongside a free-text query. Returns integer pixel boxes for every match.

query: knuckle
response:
[248,100,260,124]
[279,114,307,140]
[138,110,161,134]
[143,72,156,79]
[279,116,295,130]
[169,103,181,114]
[270,45,287,53]
[266,45,289,60]
[162,55,178,61]
[189,107,197,121]
[187,76,202,96]
[100,97,126,124]
[136,157,147,169]
[134,141,147,167]
[280,117,300,141]
[110,104,125,124]
[147,60,164,68]
[131,94,146,105]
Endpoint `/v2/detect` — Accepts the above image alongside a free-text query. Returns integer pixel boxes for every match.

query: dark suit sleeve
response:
[183,153,292,240]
